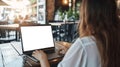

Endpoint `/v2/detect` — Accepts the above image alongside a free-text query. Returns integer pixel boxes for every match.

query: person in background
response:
[32,0,120,67]
[18,15,24,23]
[24,15,30,20]
[14,16,19,24]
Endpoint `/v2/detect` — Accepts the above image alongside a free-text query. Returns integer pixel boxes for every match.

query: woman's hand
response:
[56,41,71,55]
[32,50,47,61]
[32,50,50,67]
[58,46,68,55]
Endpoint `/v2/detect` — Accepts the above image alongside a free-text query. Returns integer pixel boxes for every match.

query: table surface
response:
[0,41,71,67]
[0,24,19,30]
[0,24,19,28]
[49,21,78,26]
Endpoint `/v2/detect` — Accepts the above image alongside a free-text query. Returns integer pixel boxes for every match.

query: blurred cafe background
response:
[0,0,120,67]
[0,0,120,43]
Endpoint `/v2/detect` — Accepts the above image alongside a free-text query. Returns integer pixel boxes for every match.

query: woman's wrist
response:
[40,58,50,67]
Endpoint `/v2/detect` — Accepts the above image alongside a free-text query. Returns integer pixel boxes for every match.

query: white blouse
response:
[58,36,101,67]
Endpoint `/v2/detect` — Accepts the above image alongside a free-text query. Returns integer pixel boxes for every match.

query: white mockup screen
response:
[21,26,54,51]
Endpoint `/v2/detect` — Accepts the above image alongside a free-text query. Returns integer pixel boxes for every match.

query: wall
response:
[46,0,55,22]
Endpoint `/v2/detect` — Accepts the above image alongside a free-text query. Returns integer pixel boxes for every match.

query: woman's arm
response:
[32,50,50,67]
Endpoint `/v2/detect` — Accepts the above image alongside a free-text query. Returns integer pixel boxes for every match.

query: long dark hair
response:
[79,0,120,67]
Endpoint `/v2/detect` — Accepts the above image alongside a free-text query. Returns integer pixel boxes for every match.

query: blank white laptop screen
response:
[21,25,54,52]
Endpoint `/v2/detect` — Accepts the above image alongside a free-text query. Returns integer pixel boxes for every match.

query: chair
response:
[0,21,11,43]
[64,22,78,42]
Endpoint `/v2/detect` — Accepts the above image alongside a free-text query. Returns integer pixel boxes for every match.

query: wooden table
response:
[0,41,71,67]
[0,24,19,29]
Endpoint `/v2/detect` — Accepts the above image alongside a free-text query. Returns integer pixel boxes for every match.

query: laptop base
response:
[25,51,64,63]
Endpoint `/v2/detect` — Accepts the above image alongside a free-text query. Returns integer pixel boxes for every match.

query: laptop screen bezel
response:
[20,24,55,54]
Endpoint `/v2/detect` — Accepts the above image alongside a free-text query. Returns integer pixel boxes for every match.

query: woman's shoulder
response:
[72,36,96,48]
[75,36,96,46]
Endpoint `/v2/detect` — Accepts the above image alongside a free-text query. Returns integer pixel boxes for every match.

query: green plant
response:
[66,9,79,20]
[73,10,79,20]
[67,8,73,19]
[57,8,65,20]
[56,8,79,21]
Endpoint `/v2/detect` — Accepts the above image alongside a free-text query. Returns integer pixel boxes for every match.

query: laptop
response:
[20,25,62,62]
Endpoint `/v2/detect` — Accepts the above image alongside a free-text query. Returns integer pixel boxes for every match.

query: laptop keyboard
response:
[26,55,39,63]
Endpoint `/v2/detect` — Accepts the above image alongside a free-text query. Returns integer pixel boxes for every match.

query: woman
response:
[32,0,120,67]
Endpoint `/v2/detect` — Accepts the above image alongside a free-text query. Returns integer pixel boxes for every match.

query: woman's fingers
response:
[32,50,47,61]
